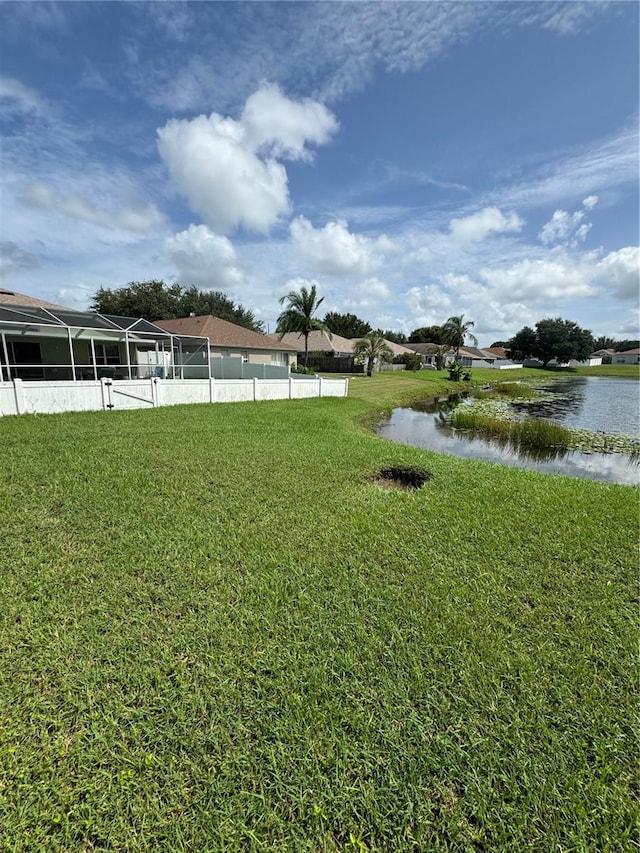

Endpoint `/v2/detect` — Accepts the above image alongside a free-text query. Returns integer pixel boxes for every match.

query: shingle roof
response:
[156,315,295,351]
[405,342,453,355]
[0,288,74,312]
[351,338,414,356]
[277,329,355,354]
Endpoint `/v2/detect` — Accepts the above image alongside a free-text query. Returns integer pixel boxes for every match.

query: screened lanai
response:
[0,305,211,381]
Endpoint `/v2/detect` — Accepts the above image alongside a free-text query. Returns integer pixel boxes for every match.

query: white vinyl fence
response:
[0,376,349,417]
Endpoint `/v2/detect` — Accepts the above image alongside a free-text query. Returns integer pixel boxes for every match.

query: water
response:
[510,376,640,434]
[376,377,640,486]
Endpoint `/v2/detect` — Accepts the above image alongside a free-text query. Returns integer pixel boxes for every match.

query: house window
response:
[8,340,42,364]
[271,352,289,366]
[95,344,120,365]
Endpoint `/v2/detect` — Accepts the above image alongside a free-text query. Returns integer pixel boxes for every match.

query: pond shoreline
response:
[376,375,640,485]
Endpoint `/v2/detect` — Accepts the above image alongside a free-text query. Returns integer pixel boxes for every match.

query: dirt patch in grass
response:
[372,465,431,490]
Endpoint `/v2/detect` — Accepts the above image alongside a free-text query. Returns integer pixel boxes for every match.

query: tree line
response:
[91,281,264,332]
[92,281,633,368]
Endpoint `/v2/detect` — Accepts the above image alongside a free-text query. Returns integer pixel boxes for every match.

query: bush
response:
[394,352,423,371]
[447,361,472,382]
[291,364,316,375]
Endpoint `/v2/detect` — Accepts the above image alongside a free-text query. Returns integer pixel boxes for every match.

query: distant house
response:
[611,348,640,365]
[276,329,355,358]
[453,346,522,370]
[405,342,454,367]
[156,315,297,367]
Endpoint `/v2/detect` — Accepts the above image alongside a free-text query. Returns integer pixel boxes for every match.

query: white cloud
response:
[405,284,454,327]
[595,247,640,301]
[166,224,246,291]
[20,181,164,233]
[539,195,599,247]
[242,83,338,161]
[489,126,636,209]
[157,83,337,234]
[449,207,523,242]
[479,257,597,302]
[289,216,393,276]
[340,277,392,312]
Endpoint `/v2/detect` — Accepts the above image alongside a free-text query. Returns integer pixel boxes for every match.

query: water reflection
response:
[376,377,640,486]
[512,376,639,434]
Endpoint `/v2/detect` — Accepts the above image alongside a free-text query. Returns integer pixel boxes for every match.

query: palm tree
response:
[353,333,393,377]
[276,283,331,367]
[442,314,478,358]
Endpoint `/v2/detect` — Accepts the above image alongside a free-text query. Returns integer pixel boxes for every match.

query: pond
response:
[376,376,640,486]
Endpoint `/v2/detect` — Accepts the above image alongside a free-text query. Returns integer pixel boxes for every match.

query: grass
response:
[449,410,573,454]
[1,373,638,851]
[573,364,640,379]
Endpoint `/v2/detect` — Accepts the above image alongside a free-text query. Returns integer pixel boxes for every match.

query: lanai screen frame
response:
[0,306,210,382]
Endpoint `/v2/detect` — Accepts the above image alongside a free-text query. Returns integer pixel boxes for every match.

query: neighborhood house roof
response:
[156,315,294,351]
[277,329,355,354]
[0,288,73,312]
[354,338,415,357]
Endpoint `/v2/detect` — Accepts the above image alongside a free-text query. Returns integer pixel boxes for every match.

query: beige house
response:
[276,329,355,357]
[156,315,297,367]
[611,348,640,364]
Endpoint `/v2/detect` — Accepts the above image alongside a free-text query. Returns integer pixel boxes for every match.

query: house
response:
[276,329,355,358]
[611,348,640,364]
[0,290,209,381]
[156,315,297,368]
[405,342,455,367]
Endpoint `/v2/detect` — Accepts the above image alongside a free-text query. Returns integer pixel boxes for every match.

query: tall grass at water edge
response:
[450,410,573,450]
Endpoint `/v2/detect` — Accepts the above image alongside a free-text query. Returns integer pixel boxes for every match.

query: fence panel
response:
[0,376,348,417]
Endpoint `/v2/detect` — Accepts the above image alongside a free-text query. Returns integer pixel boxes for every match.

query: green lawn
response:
[1,375,637,851]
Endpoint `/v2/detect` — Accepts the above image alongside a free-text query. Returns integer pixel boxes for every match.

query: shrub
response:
[394,352,423,371]
[447,361,467,381]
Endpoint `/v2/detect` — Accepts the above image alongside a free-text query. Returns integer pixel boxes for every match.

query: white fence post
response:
[289,377,293,399]
[209,378,216,403]
[318,377,323,397]
[151,378,159,407]
[100,377,111,411]
[253,377,258,401]
[13,379,26,415]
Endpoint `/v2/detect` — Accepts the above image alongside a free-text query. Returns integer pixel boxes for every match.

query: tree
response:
[614,339,640,352]
[434,343,451,370]
[508,318,594,367]
[593,335,616,351]
[506,326,537,361]
[276,283,330,367]
[532,318,593,367]
[490,340,508,348]
[353,333,393,377]
[323,312,371,338]
[179,286,262,330]
[378,329,408,345]
[442,314,478,357]
[408,325,444,344]
[91,280,263,331]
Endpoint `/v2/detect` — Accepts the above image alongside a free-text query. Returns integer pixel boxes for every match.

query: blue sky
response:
[1,1,638,343]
